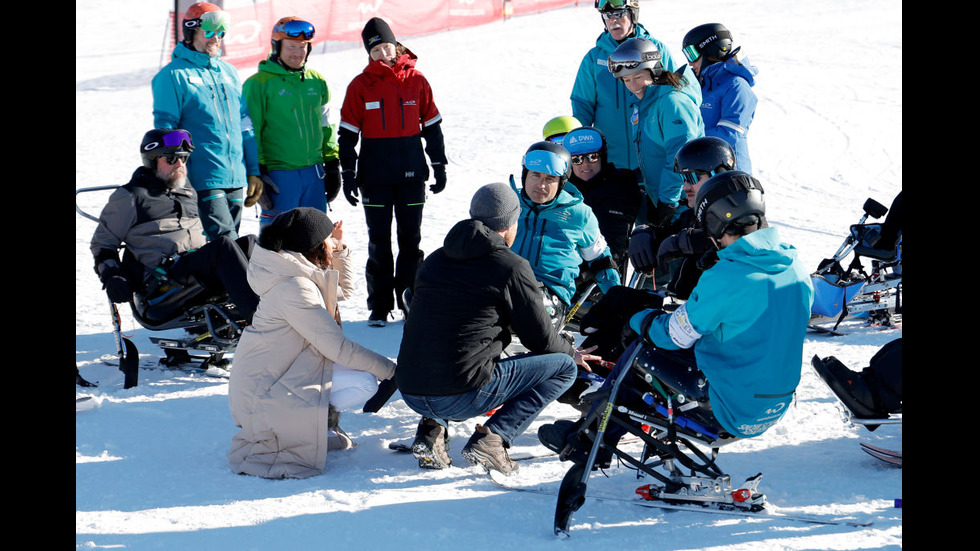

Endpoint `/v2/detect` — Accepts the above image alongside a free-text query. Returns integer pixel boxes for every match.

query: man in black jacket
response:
[396,182,599,475]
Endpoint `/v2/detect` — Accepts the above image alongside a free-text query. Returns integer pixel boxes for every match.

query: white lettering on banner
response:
[357,1,384,15]
[224,21,261,45]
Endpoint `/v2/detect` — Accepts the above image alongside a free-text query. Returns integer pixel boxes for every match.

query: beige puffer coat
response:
[228,244,395,479]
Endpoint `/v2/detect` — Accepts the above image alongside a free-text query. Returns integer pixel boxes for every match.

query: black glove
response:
[656,227,705,270]
[324,159,342,204]
[429,164,446,194]
[342,170,359,206]
[628,225,659,274]
[650,201,676,229]
[363,378,398,413]
[257,174,279,211]
[697,249,720,271]
[580,286,663,360]
[98,259,132,303]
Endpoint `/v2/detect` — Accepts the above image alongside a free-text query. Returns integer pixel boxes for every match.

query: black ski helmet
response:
[521,141,573,194]
[140,129,194,169]
[674,136,737,186]
[595,0,640,24]
[694,170,766,241]
[682,23,735,64]
[608,37,663,80]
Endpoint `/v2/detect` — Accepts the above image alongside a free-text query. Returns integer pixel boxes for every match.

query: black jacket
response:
[396,219,575,396]
[569,163,641,268]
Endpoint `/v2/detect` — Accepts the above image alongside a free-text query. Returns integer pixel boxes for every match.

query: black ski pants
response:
[167,235,259,320]
[361,182,425,315]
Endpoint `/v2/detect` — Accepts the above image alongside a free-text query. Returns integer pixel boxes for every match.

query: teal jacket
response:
[510,176,620,306]
[152,43,259,191]
[633,227,814,438]
[570,23,679,172]
[632,64,704,208]
[243,59,339,171]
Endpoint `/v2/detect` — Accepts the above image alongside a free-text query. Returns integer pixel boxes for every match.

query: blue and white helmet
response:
[562,126,608,166]
[521,141,573,191]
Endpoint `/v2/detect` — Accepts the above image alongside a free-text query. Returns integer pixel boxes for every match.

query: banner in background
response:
[170,0,582,69]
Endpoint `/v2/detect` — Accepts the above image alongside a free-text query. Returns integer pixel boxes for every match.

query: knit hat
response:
[470,183,520,231]
[362,17,396,53]
[259,207,333,253]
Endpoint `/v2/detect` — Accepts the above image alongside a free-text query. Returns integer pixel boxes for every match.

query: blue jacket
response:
[510,176,620,306]
[571,24,680,172]
[699,56,759,174]
[633,227,814,438]
[152,42,260,192]
[632,64,704,208]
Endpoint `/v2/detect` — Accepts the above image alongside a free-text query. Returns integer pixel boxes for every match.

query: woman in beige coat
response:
[228,207,396,479]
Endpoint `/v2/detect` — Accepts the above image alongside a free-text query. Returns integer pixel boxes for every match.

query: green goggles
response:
[682,44,702,62]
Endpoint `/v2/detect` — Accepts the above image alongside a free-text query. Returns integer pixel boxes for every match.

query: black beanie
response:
[362,17,396,53]
[259,207,333,253]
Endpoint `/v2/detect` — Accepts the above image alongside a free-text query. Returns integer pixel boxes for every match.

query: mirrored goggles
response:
[607,59,640,75]
[275,19,315,40]
[681,169,718,186]
[596,0,630,9]
[682,44,701,62]
[523,150,569,177]
[601,8,629,20]
[571,152,601,165]
[184,10,231,37]
[161,129,194,150]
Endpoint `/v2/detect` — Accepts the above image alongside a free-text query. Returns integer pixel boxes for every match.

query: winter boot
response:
[461,424,519,476]
[367,311,389,327]
[327,405,356,450]
[411,417,452,469]
[810,355,878,419]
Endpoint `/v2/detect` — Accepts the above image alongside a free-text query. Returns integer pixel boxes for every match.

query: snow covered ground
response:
[76,1,902,549]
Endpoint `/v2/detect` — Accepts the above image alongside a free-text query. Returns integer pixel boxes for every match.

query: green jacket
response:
[243,59,339,171]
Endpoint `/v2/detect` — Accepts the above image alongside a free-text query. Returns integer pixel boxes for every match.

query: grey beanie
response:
[470,182,520,231]
[259,207,333,253]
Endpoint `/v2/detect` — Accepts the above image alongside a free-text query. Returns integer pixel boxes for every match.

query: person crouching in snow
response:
[228,207,396,479]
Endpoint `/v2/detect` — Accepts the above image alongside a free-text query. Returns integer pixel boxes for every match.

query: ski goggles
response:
[607,58,641,76]
[144,130,194,156]
[571,152,601,165]
[682,44,702,63]
[596,0,631,10]
[184,10,231,38]
[680,169,721,187]
[274,19,315,41]
[523,149,569,177]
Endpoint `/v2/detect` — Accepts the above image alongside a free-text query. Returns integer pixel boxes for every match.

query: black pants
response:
[361,182,425,314]
[168,235,258,320]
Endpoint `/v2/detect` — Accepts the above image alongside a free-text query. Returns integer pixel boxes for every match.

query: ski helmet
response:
[682,23,735,64]
[562,126,608,167]
[140,129,194,169]
[270,17,315,66]
[542,116,582,143]
[673,137,737,187]
[521,141,573,194]
[694,171,766,241]
[181,3,230,45]
[607,38,663,79]
[595,0,640,23]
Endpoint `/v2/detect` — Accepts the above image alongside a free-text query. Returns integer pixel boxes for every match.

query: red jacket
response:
[339,51,444,186]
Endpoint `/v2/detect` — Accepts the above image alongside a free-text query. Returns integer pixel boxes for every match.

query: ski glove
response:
[98,259,132,303]
[342,170,359,206]
[363,377,398,413]
[324,159,342,204]
[256,174,279,211]
[657,228,706,271]
[628,225,659,274]
[244,175,264,208]
[430,163,447,194]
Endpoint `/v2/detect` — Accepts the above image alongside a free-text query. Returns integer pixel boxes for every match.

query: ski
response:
[860,442,902,467]
[99,353,231,378]
[486,471,873,528]
[388,441,557,462]
[76,395,100,412]
[807,323,846,337]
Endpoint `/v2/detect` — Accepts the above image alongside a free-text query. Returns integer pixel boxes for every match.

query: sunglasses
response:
[601,8,629,20]
[275,19,315,41]
[164,152,191,165]
[571,152,601,165]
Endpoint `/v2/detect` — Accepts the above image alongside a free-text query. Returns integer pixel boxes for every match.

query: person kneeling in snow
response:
[228,207,395,479]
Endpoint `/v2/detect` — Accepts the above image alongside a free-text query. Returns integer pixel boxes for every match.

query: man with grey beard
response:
[91,129,258,322]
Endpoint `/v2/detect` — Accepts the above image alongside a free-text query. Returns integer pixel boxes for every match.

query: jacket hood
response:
[718,227,797,274]
[640,63,701,107]
[246,245,322,297]
[364,49,418,81]
[702,56,758,87]
[443,219,509,262]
